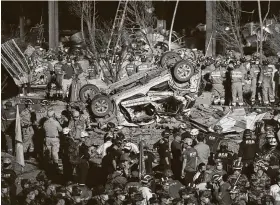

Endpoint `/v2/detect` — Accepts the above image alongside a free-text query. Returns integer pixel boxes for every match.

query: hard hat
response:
[184,137,193,146]
[243,129,252,137]
[3,158,11,164]
[213,125,223,131]
[142,175,153,184]
[63,127,70,135]
[229,188,240,194]
[232,160,243,170]
[81,131,89,138]
[4,101,12,107]
[72,110,80,117]
[190,129,199,136]
[269,137,278,146]
[47,110,55,118]
[25,99,33,105]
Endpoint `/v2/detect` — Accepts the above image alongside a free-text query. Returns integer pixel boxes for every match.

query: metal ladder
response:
[106,0,129,63]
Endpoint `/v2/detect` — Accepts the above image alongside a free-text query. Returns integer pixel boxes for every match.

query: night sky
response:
[2,1,280,35]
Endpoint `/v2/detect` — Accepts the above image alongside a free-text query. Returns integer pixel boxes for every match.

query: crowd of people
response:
[2,94,280,204]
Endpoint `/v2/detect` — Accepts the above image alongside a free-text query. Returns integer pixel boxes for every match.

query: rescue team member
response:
[2,158,17,204]
[61,58,75,99]
[126,56,137,76]
[43,110,62,168]
[250,59,261,104]
[20,99,35,159]
[181,137,198,185]
[209,59,226,105]
[230,61,245,106]
[171,134,182,180]
[2,101,16,155]
[258,59,275,105]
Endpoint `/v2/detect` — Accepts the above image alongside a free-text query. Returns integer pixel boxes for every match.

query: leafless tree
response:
[216,0,244,56]
[267,15,280,55]
[257,0,270,63]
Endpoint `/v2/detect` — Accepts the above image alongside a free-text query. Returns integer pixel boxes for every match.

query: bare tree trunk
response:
[257,0,263,63]
[81,3,85,44]
[168,0,179,51]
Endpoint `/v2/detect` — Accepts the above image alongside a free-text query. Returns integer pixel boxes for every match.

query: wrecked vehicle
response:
[80,52,202,127]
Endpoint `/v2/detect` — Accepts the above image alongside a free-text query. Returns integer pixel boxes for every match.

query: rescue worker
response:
[181,137,198,185]
[153,130,171,171]
[20,99,35,159]
[209,59,226,105]
[258,60,275,105]
[171,133,182,180]
[161,169,184,199]
[212,174,232,205]
[190,128,199,146]
[136,55,151,73]
[43,110,62,169]
[250,59,261,104]
[206,125,224,157]
[230,61,245,106]
[215,142,234,174]
[269,174,280,204]
[2,158,17,204]
[258,124,274,151]
[227,160,250,194]
[274,58,280,103]
[238,129,259,178]
[68,110,86,141]
[2,101,16,155]
[126,56,137,76]
[248,160,271,205]
[54,55,64,98]
[1,181,11,205]
[61,58,75,100]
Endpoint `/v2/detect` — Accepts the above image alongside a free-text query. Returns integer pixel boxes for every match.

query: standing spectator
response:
[43,110,62,169]
[194,134,210,165]
[171,133,182,180]
[230,61,245,106]
[2,101,16,155]
[20,99,35,159]
[61,58,74,99]
[181,137,198,185]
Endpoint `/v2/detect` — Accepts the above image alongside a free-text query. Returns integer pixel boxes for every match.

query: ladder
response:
[106,0,129,63]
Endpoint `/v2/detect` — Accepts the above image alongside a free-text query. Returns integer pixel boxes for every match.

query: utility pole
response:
[48,1,59,49]
[19,4,25,42]
[205,1,216,56]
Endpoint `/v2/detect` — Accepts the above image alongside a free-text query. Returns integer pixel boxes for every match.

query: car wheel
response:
[160,51,182,69]
[91,95,113,117]
[79,84,100,103]
[173,60,194,83]
[187,50,197,61]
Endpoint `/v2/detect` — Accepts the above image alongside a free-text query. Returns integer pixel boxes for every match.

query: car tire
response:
[91,94,113,117]
[173,60,194,83]
[79,84,100,103]
[188,50,197,61]
[160,51,182,69]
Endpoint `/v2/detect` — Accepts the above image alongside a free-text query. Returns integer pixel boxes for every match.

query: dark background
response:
[2,1,280,33]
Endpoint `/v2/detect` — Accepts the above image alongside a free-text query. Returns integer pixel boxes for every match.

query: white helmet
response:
[190,129,199,136]
[81,131,89,138]
[63,127,70,135]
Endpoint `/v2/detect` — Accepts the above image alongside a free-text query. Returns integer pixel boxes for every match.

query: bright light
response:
[225,27,230,31]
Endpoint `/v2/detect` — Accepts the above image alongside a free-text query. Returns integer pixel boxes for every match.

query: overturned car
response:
[80,52,203,127]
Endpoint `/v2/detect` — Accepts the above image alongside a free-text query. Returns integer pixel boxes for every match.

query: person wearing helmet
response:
[153,130,171,171]
[43,109,62,169]
[249,58,261,104]
[209,59,226,105]
[2,158,17,204]
[20,99,35,159]
[206,125,224,158]
[171,133,182,180]
[227,160,250,194]
[258,59,275,105]
[215,141,234,173]
[68,110,86,141]
[190,128,199,146]
[181,137,198,185]
[212,174,232,205]
[248,160,271,205]
[2,101,16,155]
[136,55,150,73]
[258,124,275,151]
[238,129,259,178]
[229,188,247,205]
[125,56,137,77]
[230,62,245,106]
